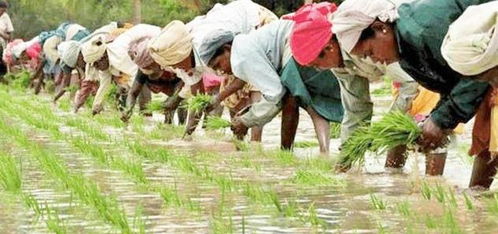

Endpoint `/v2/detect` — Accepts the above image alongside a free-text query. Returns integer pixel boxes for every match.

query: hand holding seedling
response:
[418,117,448,152]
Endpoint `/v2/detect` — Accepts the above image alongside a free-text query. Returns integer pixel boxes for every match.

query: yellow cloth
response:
[491,90,498,156]
[394,85,465,134]
[81,35,107,64]
[149,20,192,67]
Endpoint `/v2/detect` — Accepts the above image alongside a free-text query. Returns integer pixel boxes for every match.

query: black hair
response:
[318,35,338,58]
[208,42,232,65]
[358,25,376,41]
[0,1,8,8]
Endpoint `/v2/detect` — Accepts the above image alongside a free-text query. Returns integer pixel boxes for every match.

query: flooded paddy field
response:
[1,84,498,234]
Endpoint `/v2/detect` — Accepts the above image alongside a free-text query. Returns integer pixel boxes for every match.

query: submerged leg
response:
[305,107,330,155]
[385,145,408,169]
[425,150,447,176]
[469,151,498,189]
[281,94,299,151]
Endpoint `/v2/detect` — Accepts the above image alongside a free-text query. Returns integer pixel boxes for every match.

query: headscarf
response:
[43,36,62,64]
[198,29,234,66]
[332,0,398,52]
[149,20,193,67]
[283,2,337,65]
[441,1,498,76]
[11,40,26,59]
[81,34,107,64]
[58,41,81,68]
[3,39,23,65]
[130,38,154,68]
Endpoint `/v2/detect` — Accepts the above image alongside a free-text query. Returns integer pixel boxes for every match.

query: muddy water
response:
[1,90,498,233]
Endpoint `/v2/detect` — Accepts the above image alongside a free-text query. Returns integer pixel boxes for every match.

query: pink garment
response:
[284,2,337,65]
[3,39,24,66]
[26,42,41,60]
[202,73,222,90]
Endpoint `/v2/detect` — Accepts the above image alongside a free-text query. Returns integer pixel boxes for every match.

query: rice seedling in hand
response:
[338,111,422,169]
[183,94,213,112]
[294,141,319,148]
[145,100,164,112]
[205,116,231,130]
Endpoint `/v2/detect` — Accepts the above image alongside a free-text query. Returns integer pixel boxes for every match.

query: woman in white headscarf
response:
[332,0,492,184]
[440,2,498,189]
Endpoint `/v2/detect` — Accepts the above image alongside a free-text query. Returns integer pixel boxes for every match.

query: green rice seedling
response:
[290,169,344,186]
[421,182,432,200]
[205,116,231,130]
[58,98,72,112]
[4,70,31,89]
[337,125,372,168]
[424,215,437,229]
[433,183,446,203]
[303,157,334,172]
[306,203,327,227]
[0,120,131,232]
[442,208,460,232]
[159,187,183,208]
[145,100,164,112]
[463,193,474,210]
[270,150,296,166]
[396,201,411,217]
[487,194,498,216]
[133,205,146,234]
[377,222,388,234]
[231,139,250,151]
[447,188,457,208]
[84,95,95,110]
[22,194,43,219]
[330,122,341,139]
[64,85,79,95]
[339,111,421,168]
[210,213,234,234]
[370,194,387,210]
[294,141,319,148]
[268,191,282,212]
[184,94,213,112]
[112,158,148,185]
[283,200,300,218]
[44,204,68,234]
[0,151,22,193]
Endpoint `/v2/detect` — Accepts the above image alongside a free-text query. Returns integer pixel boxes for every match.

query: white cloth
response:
[107,24,160,77]
[0,13,14,49]
[332,0,398,52]
[65,24,86,41]
[58,41,81,68]
[81,34,107,64]
[43,36,62,64]
[231,20,293,103]
[168,0,277,89]
[441,1,498,76]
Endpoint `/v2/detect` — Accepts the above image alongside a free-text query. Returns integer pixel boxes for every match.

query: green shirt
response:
[396,0,490,129]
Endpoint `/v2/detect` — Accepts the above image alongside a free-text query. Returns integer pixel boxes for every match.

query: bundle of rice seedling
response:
[205,116,231,130]
[146,100,164,112]
[184,94,213,112]
[338,111,421,169]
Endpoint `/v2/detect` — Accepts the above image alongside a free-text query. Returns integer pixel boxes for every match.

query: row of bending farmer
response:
[3,0,498,190]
